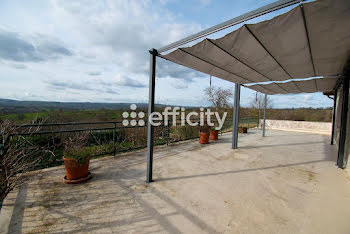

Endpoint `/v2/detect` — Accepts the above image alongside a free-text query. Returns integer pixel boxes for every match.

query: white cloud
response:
[0,0,206,104]
[0,0,334,108]
[0,28,72,62]
[195,0,211,7]
[50,0,202,76]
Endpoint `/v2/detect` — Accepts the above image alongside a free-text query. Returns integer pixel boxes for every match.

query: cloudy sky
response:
[0,0,333,108]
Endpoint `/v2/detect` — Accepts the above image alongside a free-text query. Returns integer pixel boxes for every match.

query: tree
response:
[205,86,233,110]
[250,92,273,121]
[17,113,26,121]
[0,120,54,205]
[250,92,273,110]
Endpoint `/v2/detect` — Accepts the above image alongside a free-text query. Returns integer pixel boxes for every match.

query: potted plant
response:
[209,127,219,140]
[238,126,248,133]
[199,123,210,144]
[62,133,92,184]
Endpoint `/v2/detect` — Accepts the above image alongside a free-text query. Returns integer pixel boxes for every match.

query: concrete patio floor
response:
[1,129,350,233]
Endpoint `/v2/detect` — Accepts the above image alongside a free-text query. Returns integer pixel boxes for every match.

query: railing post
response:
[166,123,169,145]
[232,83,241,149]
[162,118,168,145]
[146,49,157,183]
[24,135,27,154]
[113,123,116,156]
[262,93,267,137]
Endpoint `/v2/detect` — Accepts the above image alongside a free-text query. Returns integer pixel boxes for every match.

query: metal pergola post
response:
[337,77,349,169]
[146,49,157,183]
[232,84,241,149]
[331,89,338,145]
[262,93,267,137]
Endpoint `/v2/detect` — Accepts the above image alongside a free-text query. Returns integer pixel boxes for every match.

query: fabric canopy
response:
[160,0,349,93]
[245,77,338,95]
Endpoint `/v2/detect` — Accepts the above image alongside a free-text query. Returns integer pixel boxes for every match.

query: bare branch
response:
[0,119,55,204]
[204,86,233,111]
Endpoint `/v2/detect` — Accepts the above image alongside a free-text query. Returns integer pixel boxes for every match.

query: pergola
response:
[146,0,350,183]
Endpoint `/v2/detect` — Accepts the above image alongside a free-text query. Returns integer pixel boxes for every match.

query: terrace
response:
[0,0,349,233]
[1,129,350,233]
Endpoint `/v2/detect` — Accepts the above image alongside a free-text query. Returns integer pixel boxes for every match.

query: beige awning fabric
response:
[245,77,338,95]
[160,0,350,87]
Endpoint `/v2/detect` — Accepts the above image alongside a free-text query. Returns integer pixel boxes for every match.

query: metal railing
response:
[10,117,258,170]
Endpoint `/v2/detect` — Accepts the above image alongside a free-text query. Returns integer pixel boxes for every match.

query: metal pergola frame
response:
[157,0,304,53]
[337,75,349,168]
[146,0,345,183]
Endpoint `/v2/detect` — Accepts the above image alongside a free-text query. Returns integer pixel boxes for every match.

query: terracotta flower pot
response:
[63,156,90,181]
[200,132,210,144]
[238,127,248,133]
[209,130,219,140]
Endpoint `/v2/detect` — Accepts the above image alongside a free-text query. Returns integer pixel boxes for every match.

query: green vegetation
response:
[265,108,332,122]
[0,109,126,123]
[64,148,92,164]
[0,98,333,123]
[0,99,332,171]
[170,125,199,141]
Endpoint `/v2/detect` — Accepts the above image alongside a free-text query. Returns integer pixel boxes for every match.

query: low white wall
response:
[259,119,332,131]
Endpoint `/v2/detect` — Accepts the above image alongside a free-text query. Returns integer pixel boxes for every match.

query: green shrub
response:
[172,125,199,140]
[63,147,92,164]
[63,133,90,164]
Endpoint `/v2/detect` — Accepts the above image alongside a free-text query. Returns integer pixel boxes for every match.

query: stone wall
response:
[259,119,332,132]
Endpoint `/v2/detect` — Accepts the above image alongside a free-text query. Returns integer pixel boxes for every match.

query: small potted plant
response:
[238,126,248,133]
[199,123,210,144]
[62,133,92,184]
[209,127,219,140]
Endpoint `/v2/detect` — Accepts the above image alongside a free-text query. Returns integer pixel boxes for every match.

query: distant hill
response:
[0,98,150,114]
[0,98,332,123]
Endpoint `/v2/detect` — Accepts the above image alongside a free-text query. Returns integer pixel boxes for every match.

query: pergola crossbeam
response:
[157,0,304,54]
